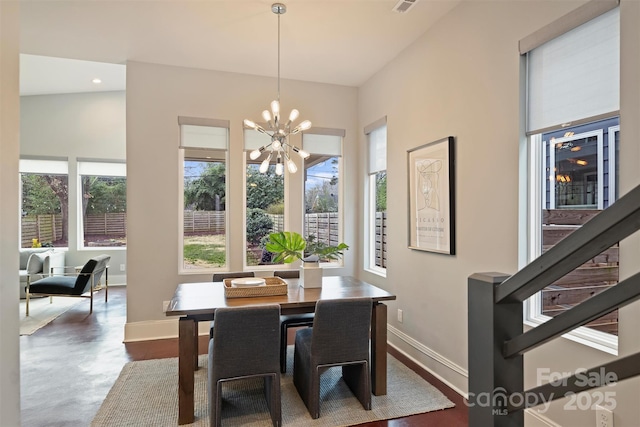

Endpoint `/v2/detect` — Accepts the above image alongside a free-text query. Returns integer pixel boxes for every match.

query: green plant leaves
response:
[265,231,307,263]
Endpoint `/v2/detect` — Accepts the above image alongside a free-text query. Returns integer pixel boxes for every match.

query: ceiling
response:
[19,0,459,96]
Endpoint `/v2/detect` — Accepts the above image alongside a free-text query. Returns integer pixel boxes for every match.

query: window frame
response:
[178,118,230,274]
[77,160,127,251]
[364,121,387,276]
[19,157,69,249]
[302,129,345,268]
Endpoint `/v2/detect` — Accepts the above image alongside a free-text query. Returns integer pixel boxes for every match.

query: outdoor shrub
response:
[246,208,273,245]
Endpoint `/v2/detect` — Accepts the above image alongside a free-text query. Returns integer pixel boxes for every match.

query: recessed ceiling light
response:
[92,78,102,84]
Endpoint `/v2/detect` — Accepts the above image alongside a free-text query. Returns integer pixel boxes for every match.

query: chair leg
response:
[90,277,94,314]
[264,373,282,427]
[280,324,287,373]
[343,362,372,411]
[26,285,30,317]
[104,266,108,302]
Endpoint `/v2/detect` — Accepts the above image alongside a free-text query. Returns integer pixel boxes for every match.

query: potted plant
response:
[265,231,349,288]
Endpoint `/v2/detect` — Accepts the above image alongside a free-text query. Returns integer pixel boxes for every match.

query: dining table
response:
[165,275,396,425]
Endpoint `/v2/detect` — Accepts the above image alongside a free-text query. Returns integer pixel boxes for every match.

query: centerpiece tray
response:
[223,277,288,298]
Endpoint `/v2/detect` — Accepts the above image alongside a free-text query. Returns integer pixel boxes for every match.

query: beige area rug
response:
[92,349,455,427]
[19,296,82,335]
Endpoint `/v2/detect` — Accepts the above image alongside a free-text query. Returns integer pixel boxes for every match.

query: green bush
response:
[266,203,284,215]
[246,208,273,245]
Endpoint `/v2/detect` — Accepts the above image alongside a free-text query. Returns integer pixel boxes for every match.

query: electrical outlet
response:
[397,309,403,323]
[596,405,614,427]
[120,264,126,272]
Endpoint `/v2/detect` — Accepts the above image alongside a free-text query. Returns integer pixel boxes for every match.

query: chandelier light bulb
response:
[288,109,299,122]
[259,155,272,173]
[287,158,297,173]
[275,162,284,176]
[262,110,272,123]
[272,139,282,150]
[244,119,257,129]
[298,149,310,159]
[271,100,280,120]
[298,120,312,131]
[249,149,262,160]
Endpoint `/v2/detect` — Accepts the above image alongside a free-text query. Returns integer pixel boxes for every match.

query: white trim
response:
[388,326,468,397]
[608,125,620,203]
[525,408,563,427]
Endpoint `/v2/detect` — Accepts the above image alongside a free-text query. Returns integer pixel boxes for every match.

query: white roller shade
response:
[78,161,126,177]
[180,125,228,150]
[368,125,387,174]
[244,128,272,151]
[303,133,342,156]
[19,159,68,174]
[527,8,619,134]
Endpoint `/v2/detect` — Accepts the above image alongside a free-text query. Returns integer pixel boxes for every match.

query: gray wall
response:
[20,91,127,283]
[0,1,21,425]
[357,1,640,426]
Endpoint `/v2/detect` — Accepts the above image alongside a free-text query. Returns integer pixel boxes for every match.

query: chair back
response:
[210,305,280,379]
[74,255,110,295]
[311,298,372,365]
[212,271,255,282]
[273,270,299,279]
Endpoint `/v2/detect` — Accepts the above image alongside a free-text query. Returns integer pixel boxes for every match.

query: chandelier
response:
[244,3,311,175]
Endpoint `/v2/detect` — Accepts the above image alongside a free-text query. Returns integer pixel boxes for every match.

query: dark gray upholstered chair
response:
[293,297,373,419]
[274,270,314,373]
[208,305,281,427]
[26,254,110,316]
[210,272,256,337]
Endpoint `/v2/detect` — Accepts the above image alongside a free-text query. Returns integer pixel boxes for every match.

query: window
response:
[244,129,285,267]
[179,118,229,271]
[365,120,387,273]
[522,4,620,343]
[78,161,126,248]
[302,129,344,264]
[19,158,69,248]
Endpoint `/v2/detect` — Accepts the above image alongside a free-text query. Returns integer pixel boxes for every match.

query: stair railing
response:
[468,183,640,426]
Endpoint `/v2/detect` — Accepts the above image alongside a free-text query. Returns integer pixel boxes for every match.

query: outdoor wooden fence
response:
[542,208,619,335]
[375,212,387,268]
[21,214,62,247]
[84,213,126,236]
[184,211,225,234]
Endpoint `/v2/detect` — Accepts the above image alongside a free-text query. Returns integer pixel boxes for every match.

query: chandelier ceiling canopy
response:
[244,3,311,176]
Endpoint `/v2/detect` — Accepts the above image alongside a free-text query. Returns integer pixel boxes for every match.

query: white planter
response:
[300,262,323,288]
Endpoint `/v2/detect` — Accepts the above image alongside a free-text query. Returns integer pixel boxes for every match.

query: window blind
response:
[526,7,619,134]
[77,161,126,177]
[367,125,387,174]
[302,133,342,156]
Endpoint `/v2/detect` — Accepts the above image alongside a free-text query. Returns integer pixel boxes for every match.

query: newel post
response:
[468,272,524,427]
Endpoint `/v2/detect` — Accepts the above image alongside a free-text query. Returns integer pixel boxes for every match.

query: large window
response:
[365,120,387,273]
[179,119,229,271]
[244,129,285,267]
[78,161,126,248]
[523,4,620,342]
[302,130,344,264]
[20,158,69,248]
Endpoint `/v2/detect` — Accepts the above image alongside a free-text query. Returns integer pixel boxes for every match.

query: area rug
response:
[92,349,454,427]
[19,296,82,335]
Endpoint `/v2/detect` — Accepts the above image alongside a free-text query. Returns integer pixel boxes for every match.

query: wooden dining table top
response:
[165,275,396,318]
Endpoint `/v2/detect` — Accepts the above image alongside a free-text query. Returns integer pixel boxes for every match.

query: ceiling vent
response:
[392,0,418,13]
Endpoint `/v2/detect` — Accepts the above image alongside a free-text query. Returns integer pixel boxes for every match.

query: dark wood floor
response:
[20,286,468,426]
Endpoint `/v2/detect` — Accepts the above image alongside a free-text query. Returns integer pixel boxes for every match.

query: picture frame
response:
[407,136,455,255]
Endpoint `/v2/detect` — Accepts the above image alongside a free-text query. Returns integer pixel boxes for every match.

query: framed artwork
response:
[407,136,455,255]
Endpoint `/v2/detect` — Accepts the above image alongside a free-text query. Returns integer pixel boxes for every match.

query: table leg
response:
[371,302,387,395]
[178,317,196,425]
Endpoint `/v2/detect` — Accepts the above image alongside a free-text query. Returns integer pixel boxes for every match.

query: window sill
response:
[364,266,386,279]
[524,315,618,356]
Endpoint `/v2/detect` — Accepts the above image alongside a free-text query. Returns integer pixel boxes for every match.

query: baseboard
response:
[525,408,562,427]
[388,325,468,398]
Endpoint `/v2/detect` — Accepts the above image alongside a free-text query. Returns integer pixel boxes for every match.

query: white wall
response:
[20,91,127,283]
[358,0,640,426]
[124,62,358,338]
[0,1,21,424]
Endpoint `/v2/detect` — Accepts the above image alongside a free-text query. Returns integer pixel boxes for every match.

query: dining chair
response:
[293,297,373,419]
[208,305,281,427]
[273,270,315,373]
[210,272,255,337]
